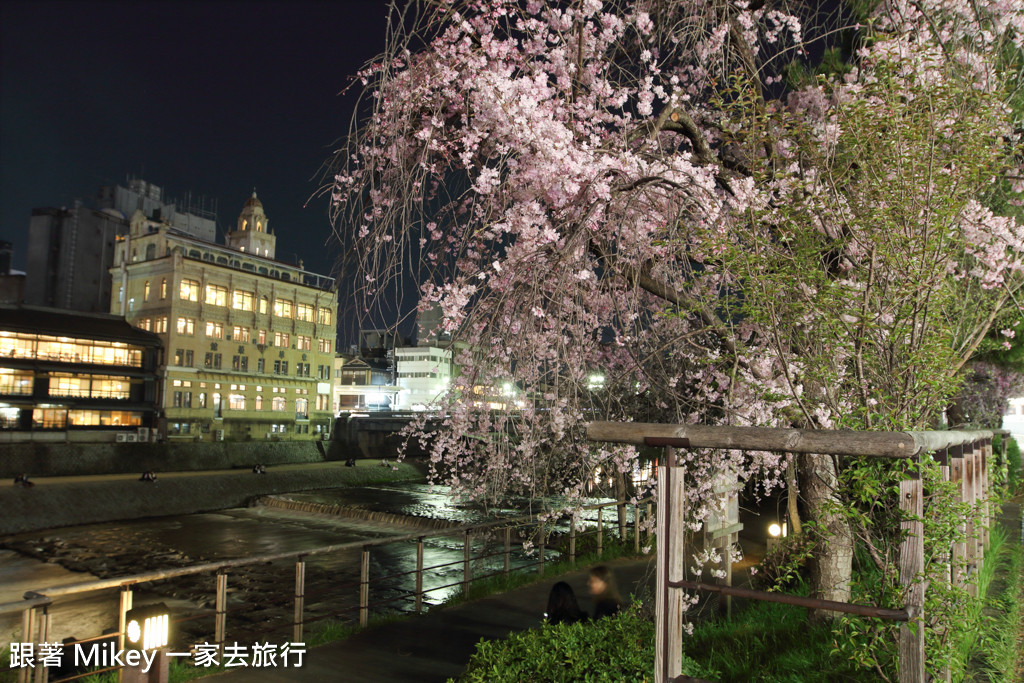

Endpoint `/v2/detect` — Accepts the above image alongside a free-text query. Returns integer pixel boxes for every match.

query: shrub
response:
[454,602,711,682]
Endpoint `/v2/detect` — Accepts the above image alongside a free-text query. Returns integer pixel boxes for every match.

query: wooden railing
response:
[587,422,1007,683]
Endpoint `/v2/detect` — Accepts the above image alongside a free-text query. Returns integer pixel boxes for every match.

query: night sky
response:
[0,0,389,291]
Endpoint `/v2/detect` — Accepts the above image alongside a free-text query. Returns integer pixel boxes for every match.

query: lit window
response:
[272,396,286,411]
[179,279,200,301]
[177,317,196,336]
[317,308,332,325]
[0,370,33,395]
[259,297,268,315]
[144,280,151,301]
[297,304,314,322]
[205,284,227,306]
[255,395,263,410]
[160,278,167,299]
[206,321,224,339]
[273,299,293,318]
[274,332,290,348]
[138,318,152,331]
[297,335,311,351]
[32,408,67,429]
[318,338,331,353]
[233,326,250,343]
[154,317,168,333]
[232,290,254,311]
[257,329,267,344]
[229,394,246,410]
[296,397,308,418]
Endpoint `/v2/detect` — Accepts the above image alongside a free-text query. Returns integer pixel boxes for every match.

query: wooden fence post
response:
[537,522,545,575]
[980,439,990,552]
[597,507,604,558]
[635,503,641,553]
[415,538,424,614]
[655,448,686,683]
[503,526,511,577]
[569,513,577,567]
[360,547,370,627]
[18,606,36,683]
[215,573,228,654]
[950,452,966,588]
[463,531,473,596]
[899,478,925,683]
[31,607,48,683]
[936,458,952,683]
[964,444,978,597]
[293,560,305,643]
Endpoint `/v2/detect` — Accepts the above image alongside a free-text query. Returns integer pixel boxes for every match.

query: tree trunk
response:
[798,452,852,623]
[787,458,802,536]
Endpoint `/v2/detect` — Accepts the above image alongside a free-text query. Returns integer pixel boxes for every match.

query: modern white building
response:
[394,345,453,410]
[1003,396,1024,445]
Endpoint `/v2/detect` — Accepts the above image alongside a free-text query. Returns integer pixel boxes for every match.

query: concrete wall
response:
[0,440,360,478]
[0,462,424,535]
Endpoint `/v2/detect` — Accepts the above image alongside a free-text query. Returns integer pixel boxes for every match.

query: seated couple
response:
[546,565,622,625]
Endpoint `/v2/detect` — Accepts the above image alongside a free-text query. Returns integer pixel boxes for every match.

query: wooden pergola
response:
[587,421,1003,683]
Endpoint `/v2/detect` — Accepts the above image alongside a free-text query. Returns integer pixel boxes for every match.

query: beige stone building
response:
[109,193,337,441]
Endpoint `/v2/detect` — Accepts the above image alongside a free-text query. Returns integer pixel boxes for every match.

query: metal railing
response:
[2,496,649,683]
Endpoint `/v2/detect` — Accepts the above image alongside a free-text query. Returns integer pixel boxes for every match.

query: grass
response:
[0,645,11,683]
[960,517,1024,682]
[947,525,1007,680]
[442,533,645,608]
[683,585,877,683]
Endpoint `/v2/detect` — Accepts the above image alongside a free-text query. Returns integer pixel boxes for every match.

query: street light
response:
[125,603,170,651]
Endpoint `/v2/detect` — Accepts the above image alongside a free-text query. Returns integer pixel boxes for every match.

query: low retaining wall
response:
[0,462,424,536]
[0,441,356,478]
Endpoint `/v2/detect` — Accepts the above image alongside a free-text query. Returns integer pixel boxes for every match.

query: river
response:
[0,483,624,650]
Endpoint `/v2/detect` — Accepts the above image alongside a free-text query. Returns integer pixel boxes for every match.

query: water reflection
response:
[1,482,633,647]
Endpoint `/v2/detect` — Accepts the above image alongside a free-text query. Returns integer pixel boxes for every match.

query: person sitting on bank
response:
[13,473,33,487]
[252,464,267,474]
[545,581,588,625]
[344,458,357,467]
[139,471,157,482]
[588,565,623,620]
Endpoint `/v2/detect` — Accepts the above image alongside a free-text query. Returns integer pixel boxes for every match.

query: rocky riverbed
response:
[1,504,442,647]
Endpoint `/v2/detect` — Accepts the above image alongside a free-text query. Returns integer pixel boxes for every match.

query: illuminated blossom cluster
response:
[331,0,1023,531]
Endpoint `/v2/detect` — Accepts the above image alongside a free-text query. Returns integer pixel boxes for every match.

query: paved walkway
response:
[215,554,667,683]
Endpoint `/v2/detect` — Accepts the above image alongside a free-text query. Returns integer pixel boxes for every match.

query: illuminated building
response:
[394,346,453,410]
[0,305,161,439]
[110,192,338,441]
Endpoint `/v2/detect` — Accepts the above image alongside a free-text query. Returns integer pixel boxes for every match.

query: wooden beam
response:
[588,422,993,458]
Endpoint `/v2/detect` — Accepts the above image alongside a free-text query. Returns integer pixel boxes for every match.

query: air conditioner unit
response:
[213,429,225,441]
[137,427,150,441]
[116,433,128,443]
[125,433,138,443]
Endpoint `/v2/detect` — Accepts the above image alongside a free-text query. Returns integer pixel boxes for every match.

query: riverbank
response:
[0,460,425,535]
[0,440,355,478]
